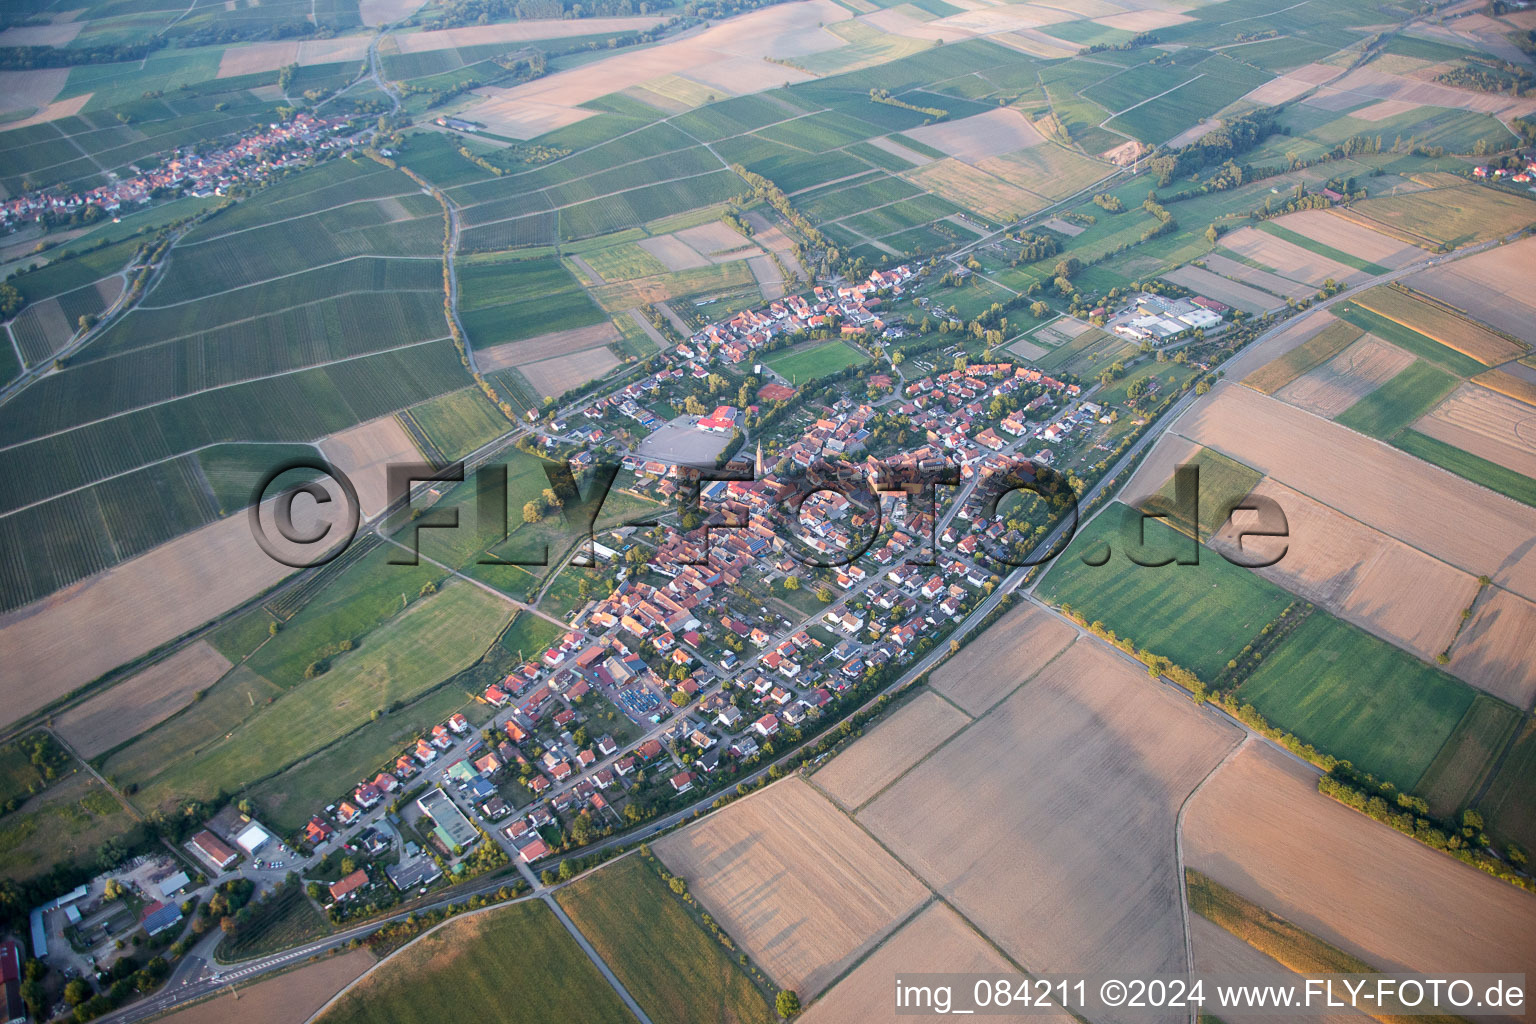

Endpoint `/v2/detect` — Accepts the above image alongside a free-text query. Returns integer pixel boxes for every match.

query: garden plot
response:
[902,108,1043,163]
[1273,335,1415,419]
[802,902,1074,1024]
[1182,742,1536,981]
[1414,382,1536,481]
[814,689,971,809]
[1271,209,1424,269]
[1401,235,1536,344]
[1446,589,1536,710]
[55,641,232,759]
[1209,477,1478,664]
[1218,227,1366,287]
[476,322,622,371]
[318,414,423,518]
[859,640,1243,1024]
[655,776,928,999]
[1162,265,1285,314]
[1173,382,1536,605]
[926,602,1074,715]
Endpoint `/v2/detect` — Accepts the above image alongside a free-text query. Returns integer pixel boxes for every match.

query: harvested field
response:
[1415,382,1536,480]
[1093,9,1191,31]
[926,602,1074,715]
[1161,265,1282,314]
[360,0,427,26]
[461,99,595,139]
[1225,313,1351,384]
[519,347,621,398]
[1210,478,1478,664]
[457,1,846,126]
[0,487,350,729]
[1352,99,1421,121]
[1334,186,1536,250]
[748,254,785,301]
[1474,368,1536,407]
[1271,209,1423,269]
[1200,253,1307,301]
[1040,216,1084,236]
[802,902,1074,1024]
[1273,335,1415,418]
[637,234,712,271]
[860,640,1242,1024]
[654,776,927,999]
[1401,235,1536,343]
[0,22,82,46]
[865,135,935,167]
[215,37,372,78]
[1353,286,1525,366]
[0,68,68,120]
[476,322,621,371]
[674,221,753,259]
[1446,589,1536,710]
[157,950,375,1024]
[318,414,422,519]
[814,690,970,809]
[393,16,665,50]
[55,642,231,759]
[1188,916,1368,1024]
[902,108,1043,163]
[903,159,1046,223]
[1238,74,1323,107]
[1173,382,1536,605]
[1182,742,1536,980]
[1218,227,1365,287]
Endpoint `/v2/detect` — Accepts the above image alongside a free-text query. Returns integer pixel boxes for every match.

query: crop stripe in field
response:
[0,334,451,466]
[176,193,431,247]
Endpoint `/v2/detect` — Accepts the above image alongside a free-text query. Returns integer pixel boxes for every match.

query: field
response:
[0,771,134,882]
[1333,359,1460,439]
[319,414,424,519]
[925,602,1075,715]
[156,950,375,1024]
[1272,335,1414,419]
[813,689,970,809]
[1218,226,1368,287]
[1209,477,1477,665]
[1445,588,1536,710]
[217,882,332,961]
[123,581,508,812]
[318,901,637,1024]
[654,776,928,998]
[1394,429,1536,508]
[1235,612,1476,788]
[1161,264,1282,315]
[859,639,1242,1020]
[521,347,622,399]
[1134,444,1263,541]
[762,340,866,383]
[1351,285,1526,366]
[1332,185,1536,249]
[1413,695,1521,817]
[1401,235,1536,343]
[55,641,232,759]
[1331,302,1488,377]
[1182,741,1536,979]
[459,253,609,350]
[1269,209,1425,269]
[1033,326,1137,377]
[1254,220,1391,276]
[556,855,774,1024]
[1174,382,1536,606]
[1413,382,1536,481]
[401,388,510,462]
[1036,504,1292,681]
[801,902,1074,1024]
[1478,719,1536,853]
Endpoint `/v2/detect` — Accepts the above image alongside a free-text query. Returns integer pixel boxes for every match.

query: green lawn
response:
[1393,431,1536,508]
[556,856,774,1024]
[500,611,565,662]
[1414,695,1521,818]
[762,340,867,384]
[317,900,637,1024]
[131,582,509,812]
[1036,504,1292,680]
[1236,613,1475,789]
[1334,360,1459,439]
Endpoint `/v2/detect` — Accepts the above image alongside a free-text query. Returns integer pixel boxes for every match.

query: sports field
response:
[1036,504,1291,681]
[556,855,774,1024]
[763,340,866,383]
[1236,612,1476,788]
[318,900,637,1024]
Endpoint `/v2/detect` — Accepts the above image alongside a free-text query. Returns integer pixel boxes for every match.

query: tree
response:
[782,575,800,591]
[1029,300,1050,318]
[777,990,802,1017]
[523,501,542,524]
[64,979,93,1007]
[541,487,563,509]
